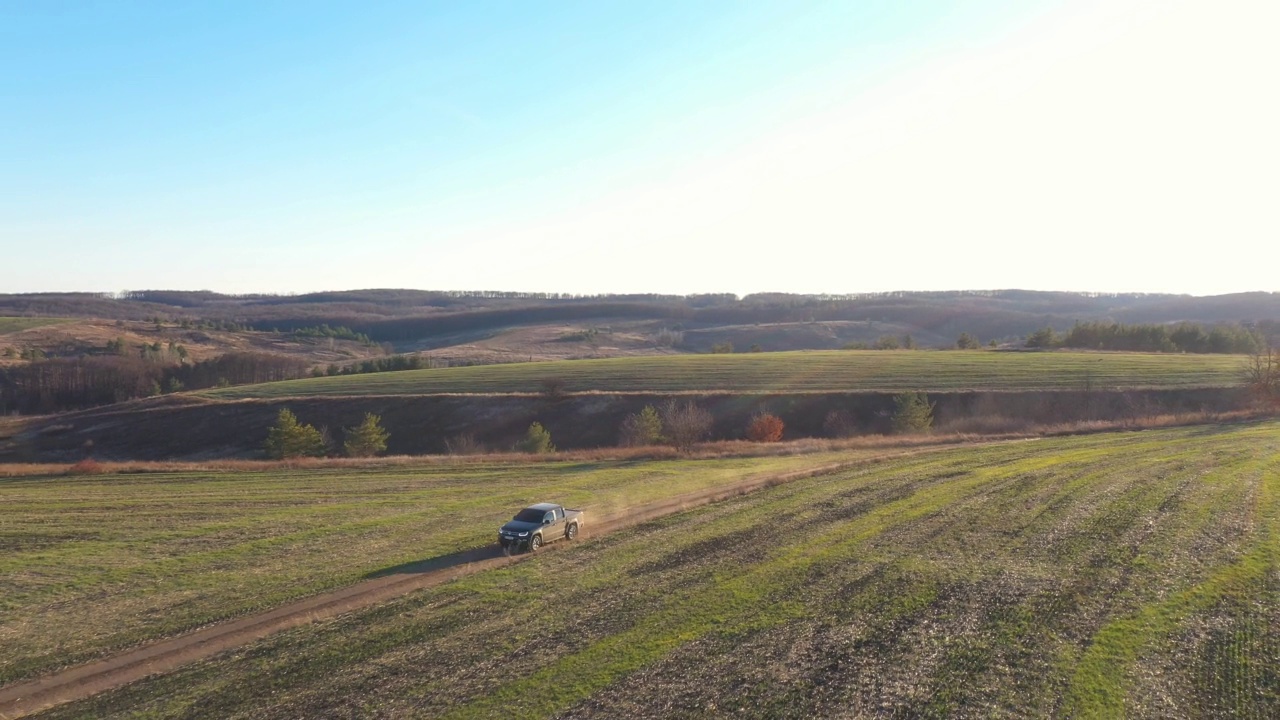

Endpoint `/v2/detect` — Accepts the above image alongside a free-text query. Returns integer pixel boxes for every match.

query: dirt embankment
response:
[0,388,1245,462]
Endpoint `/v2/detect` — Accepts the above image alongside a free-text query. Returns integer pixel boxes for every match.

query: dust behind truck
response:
[498,502,584,552]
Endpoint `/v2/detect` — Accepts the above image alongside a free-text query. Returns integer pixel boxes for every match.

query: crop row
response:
[0,449,875,685]
[36,421,1280,718]
[201,350,1248,398]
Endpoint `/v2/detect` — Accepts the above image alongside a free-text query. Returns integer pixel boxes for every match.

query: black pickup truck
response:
[498,502,584,552]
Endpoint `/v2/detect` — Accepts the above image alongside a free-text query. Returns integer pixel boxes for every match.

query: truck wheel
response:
[529,535,542,552]
[566,523,578,540]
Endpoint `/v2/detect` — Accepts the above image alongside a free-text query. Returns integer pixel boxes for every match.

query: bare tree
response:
[1243,345,1279,406]
[823,409,857,438]
[660,399,713,451]
[444,433,484,455]
[539,377,567,399]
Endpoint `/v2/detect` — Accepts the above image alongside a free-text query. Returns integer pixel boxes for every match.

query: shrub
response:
[660,399,713,451]
[619,405,663,446]
[891,392,935,434]
[343,413,390,458]
[68,458,104,475]
[823,409,857,438]
[539,377,567,399]
[517,422,555,454]
[746,412,784,442]
[555,328,599,343]
[710,342,734,354]
[956,332,981,350]
[444,433,484,455]
[264,408,328,459]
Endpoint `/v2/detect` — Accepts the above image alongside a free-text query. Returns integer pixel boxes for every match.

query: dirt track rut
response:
[0,459,863,719]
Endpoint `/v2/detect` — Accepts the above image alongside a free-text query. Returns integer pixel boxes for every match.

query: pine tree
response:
[890,392,935,434]
[343,413,390,458]
[265,408,328,459]
[517,422,555,454]
[619,405,663,446]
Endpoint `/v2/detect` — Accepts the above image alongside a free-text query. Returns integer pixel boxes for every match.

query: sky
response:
[2,0,1277,297]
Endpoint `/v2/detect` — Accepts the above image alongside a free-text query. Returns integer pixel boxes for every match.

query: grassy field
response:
[201,350,1248,399]
[32,421,1280,719]
[0,448,900,686]
[0,317,71,335]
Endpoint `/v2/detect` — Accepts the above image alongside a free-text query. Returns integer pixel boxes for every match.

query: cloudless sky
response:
[2,0,1277,296]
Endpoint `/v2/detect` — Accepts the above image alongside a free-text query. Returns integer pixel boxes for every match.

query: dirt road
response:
[0,459,862,719]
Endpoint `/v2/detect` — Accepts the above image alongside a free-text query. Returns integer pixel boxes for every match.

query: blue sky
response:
[3,1,1277,295]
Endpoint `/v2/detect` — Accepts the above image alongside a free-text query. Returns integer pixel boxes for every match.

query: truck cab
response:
[498,502,584,552]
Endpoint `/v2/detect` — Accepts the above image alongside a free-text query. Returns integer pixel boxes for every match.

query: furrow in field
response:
[17,422,1280,719]
[0,454,901,719]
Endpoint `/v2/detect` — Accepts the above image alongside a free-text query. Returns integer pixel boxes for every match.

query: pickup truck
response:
[498,502,584,552]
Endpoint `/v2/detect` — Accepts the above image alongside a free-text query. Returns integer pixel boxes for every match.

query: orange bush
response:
[746,412,785,443]
[68,458,105,475]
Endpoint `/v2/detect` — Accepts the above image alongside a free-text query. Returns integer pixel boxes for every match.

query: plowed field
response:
[26,421,1279,718]
[201,350,1247,398]
[0,449,898,688]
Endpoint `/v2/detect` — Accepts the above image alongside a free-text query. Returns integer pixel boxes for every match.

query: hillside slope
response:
[204,350,1248,398]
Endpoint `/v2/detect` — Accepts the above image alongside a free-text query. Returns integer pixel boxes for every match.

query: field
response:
[202,350,1249,399]
[0,317,71,336]
[0,448,902,687]
[17,421,1280,718]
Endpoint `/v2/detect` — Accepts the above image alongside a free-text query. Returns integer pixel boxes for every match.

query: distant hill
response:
[1,289,1277,346]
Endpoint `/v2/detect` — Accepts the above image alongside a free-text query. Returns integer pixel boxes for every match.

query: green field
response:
[29,421,1280,718]
[0,317,71,335]
[202,350,1248,399]
[0,449,890,687]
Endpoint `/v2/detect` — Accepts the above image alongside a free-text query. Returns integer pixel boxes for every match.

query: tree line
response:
[0,352,309,415]
[313,354,438,377]
[1026,322,1261,354]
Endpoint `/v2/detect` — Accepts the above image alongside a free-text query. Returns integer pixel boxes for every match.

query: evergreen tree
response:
[619,405,663,446]
[890,392,934,434]
[1025,327,1058,348]
[343,413,390,457]
[517,422,555,454]
[264,408,328,459]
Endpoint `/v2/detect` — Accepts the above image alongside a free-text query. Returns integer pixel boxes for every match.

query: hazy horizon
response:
[6,286,1278,301]
[5,1,1277,296]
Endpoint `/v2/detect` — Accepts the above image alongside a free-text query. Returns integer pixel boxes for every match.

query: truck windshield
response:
[512,509,546,523]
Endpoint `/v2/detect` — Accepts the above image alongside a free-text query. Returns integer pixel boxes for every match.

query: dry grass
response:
[0,435,997,478]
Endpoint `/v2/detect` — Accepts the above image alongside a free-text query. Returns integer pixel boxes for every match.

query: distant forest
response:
[1036,321,1266,354]
[2,289,1279,343]
[0,352,310,415]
